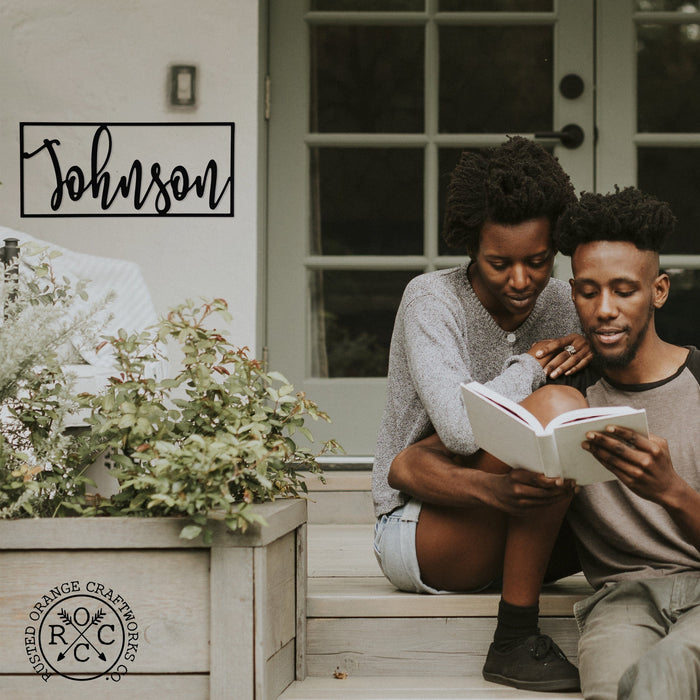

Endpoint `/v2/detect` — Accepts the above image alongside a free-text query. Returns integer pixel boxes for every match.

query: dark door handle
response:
[534,123,584,149]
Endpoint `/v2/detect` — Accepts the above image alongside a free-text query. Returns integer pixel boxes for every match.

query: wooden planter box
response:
[0,499,307,700]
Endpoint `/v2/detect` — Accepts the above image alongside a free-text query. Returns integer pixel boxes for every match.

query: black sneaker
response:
[482,634,580,692]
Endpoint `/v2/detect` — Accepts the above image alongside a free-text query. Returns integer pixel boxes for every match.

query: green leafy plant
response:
[0,246,105,518]
[85,298,341,543]
[0,250,342,541]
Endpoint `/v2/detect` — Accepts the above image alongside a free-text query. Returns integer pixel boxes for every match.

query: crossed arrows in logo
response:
[55,608,107,662]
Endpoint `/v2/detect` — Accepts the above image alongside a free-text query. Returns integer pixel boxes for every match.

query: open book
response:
[460,381,649,485]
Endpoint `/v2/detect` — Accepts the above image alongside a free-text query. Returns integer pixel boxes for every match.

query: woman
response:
[372,137,590,692]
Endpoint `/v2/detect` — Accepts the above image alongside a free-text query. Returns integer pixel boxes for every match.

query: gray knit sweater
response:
[372,263,581,517]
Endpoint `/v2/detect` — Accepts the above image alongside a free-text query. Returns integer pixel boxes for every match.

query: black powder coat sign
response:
[20,122,234,217]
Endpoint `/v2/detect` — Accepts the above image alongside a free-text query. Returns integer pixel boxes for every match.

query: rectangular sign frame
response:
[20,122,235,218]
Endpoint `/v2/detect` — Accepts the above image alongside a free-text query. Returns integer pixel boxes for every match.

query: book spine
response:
[536,434,561,479]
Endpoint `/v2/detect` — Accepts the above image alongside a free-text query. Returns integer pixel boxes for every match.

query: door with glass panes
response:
[267,0,700,457]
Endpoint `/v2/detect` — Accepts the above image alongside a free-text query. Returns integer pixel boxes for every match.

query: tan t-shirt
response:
[562,347,700,589]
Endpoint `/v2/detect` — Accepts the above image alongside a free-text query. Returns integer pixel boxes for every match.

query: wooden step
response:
[304,594,584,679]
[280,675,584,699]
[308,523,379,577]
[303,524,592,684]
[303,470,373,525]
[308,575,589,618]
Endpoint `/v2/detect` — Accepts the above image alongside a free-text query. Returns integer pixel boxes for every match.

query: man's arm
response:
[583,425,700,550]
[389,433,575,516]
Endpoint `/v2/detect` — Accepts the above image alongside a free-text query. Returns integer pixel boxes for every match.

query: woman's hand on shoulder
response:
[528,333,592,379]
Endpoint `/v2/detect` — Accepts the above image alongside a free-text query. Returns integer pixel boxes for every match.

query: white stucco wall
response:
[0,0,262,350]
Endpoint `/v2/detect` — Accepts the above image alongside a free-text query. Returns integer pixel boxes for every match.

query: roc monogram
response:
[25,582,139,683]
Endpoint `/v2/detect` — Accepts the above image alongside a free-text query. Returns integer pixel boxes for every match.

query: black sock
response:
[493,598,540,651]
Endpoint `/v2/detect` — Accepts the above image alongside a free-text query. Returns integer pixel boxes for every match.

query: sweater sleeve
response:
[402,292,546,456]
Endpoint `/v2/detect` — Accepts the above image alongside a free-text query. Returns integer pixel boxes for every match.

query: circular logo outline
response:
[38,593,126,681]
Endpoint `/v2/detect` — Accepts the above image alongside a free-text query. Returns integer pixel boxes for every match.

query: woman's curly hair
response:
[554,186,676,256]
[442,136,576,255]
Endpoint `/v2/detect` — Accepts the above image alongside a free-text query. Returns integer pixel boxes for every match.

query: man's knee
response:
[617,639,700,700]
[520,384,588,425]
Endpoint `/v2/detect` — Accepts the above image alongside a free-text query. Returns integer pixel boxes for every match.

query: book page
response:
[545,405,642,432]
[461,382,547,474]
[553,409,649,485]
[461,382,543,432]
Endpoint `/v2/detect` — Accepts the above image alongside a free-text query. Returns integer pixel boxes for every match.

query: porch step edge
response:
[280,675,583,699]
[308,575,592,618]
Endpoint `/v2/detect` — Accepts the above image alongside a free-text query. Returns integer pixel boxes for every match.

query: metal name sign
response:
[20,122,234,217]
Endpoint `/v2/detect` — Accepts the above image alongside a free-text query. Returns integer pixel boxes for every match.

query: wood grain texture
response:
[307,524,380,577]
[280,675,583,699]
[295,522,308,681]
[308,575,591,618]
[306,617,580,678]
[300,471,371,492]
[0,549,210,672]
[0,499,306,549]
[210,546,254,700]
[0,674,209,700]
[0,500,306,700]
[307,493,374,525]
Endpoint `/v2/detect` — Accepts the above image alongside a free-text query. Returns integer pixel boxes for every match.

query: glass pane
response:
[638,23,700,132]
[310,269,419,377]
[656,269,700,348]
[439,26,553,134]
[310,148,423,255]
[637,148,700,254]
[636,1,700,9]
[311,0,423,9]
[440,0,552,9]
[310,25,424,133]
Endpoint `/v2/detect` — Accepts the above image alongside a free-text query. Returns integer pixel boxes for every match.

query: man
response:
[549,186,700,699]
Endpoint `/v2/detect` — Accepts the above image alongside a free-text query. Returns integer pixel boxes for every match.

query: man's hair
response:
[554,186,676,257]
[441,136,576,255]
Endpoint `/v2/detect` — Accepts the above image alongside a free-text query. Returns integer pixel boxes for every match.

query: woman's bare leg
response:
[415,385,586,597]
[414,385,587,691]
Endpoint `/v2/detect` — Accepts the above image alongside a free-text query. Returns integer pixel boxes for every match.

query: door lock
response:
[534,123,584,149]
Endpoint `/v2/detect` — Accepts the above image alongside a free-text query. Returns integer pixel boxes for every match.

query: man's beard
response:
[588,302,654,372]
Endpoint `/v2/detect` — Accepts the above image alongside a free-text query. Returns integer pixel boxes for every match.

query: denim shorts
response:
[373,498,499,594]
[373,499,444,593]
